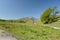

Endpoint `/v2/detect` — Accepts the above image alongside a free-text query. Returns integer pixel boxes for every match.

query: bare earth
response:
[0,30,17,40]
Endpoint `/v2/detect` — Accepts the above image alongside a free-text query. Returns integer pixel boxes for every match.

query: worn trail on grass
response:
[42,24,60,30]
[0,30,17,40]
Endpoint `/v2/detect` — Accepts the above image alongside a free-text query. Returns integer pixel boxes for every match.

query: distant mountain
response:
[17,17,38,23]
[0,17,38,23]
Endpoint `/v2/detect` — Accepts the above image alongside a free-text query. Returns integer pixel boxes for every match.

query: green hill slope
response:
[48,19,60,27]
[0,21,60,40]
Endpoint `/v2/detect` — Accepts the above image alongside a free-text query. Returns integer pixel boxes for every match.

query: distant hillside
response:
[2,17,38,23]
[17,17,38,23]
[18,17,38,23]
[0,19,6,22]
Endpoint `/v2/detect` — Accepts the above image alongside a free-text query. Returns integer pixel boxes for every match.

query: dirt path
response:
[0,30,17,40]
[41,24,60,30]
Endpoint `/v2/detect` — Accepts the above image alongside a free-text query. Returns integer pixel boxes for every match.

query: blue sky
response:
[0,0,60,19]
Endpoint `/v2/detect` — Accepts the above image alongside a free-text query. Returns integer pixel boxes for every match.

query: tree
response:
[40,7,60,24]
[40,8,52,24]
[49,7,59,22]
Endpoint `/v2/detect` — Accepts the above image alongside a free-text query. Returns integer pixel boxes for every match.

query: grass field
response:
[0,21,60,40]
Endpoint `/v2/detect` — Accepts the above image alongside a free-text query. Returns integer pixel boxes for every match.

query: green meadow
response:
[0,21,60,40]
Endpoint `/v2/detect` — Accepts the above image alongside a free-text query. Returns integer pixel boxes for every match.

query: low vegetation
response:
[0,21,60,40]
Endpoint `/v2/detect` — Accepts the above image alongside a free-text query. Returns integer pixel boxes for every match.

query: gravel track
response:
[0,30,17,40]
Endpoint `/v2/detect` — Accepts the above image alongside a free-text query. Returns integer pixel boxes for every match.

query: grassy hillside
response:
[0,21,60,40]
[8,25,60,40]
[47,19,60,27]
